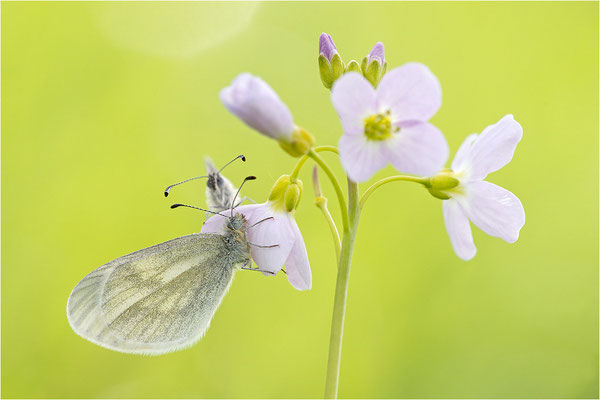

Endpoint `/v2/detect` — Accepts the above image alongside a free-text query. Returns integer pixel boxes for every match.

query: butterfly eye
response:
[216,176,224,187]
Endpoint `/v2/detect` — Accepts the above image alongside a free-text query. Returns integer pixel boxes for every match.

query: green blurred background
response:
[2,2,598,398]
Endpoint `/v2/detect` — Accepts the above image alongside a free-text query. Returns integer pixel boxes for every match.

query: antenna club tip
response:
[246,176,257,180]
[240,155,246,162]
[164,191,170,197]
[170,204,181,209]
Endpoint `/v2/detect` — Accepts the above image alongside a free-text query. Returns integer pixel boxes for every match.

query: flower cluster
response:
[212,32,525,293]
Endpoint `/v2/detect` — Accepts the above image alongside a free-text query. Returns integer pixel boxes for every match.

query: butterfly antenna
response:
[230,176,256,214]
[170,203,227,218]
[218,154,246,173]
[164,176,209,197]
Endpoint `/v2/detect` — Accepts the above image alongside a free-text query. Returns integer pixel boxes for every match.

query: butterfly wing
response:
[67,233,236,355]
[205,157,237,212]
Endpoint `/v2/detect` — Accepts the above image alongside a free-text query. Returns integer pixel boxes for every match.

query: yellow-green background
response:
[2,2,598,398]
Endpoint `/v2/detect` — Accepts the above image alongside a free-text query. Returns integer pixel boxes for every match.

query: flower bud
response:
[279,126,315,157]
[220,73,294,141]
[345,60,362,73]
[268,175,303,213]
[318,33,345,89]
[361,42,386,87]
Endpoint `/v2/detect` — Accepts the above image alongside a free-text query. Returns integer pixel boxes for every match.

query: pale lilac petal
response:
[451,133,479,172]
[367,42,385,65]
[200,204,262,234]
[466,114,523,180]
[331,72,377,136]
[376,63,441,122]
[319,32,338,60]
[246,206,295,273]
[220,73,294,140]
[339,133,388,182]
[385,121,449,176]
[283,220,312,290]
[201,213,228,234]
[443,200,476,261]
[460,181,525,243]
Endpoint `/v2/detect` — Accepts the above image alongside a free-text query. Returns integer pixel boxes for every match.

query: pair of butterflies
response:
[66,156,269,355]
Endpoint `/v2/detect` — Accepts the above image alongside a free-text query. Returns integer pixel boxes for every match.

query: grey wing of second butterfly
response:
[205,157,237,213]
[67,234,236,355]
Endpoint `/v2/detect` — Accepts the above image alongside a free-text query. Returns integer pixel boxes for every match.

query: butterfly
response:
[67,169,275,355]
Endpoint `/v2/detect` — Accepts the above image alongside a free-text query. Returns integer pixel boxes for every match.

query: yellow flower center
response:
[364,111,397,141]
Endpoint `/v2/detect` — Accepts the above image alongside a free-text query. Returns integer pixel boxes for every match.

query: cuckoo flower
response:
[220,73,294,140]
[220,73,314,157]
[331,64,449,182]
[428,114,525,260]
[201,176,311,291]
[318,33,345,89]
[361,42,386,87]
[319,32,338,61]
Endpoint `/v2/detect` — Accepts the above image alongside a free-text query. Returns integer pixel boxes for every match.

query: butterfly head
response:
[226,213,248,233]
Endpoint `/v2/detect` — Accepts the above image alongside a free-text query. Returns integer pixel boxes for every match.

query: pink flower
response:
[201,203,312,290]
[439,115,525,260]
[220,73,294,141]
[330,64,449,182]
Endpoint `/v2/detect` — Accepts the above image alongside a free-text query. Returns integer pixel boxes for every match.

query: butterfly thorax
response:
[222,213,252,268]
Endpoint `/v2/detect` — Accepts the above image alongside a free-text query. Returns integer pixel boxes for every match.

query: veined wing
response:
[67,233,235,355]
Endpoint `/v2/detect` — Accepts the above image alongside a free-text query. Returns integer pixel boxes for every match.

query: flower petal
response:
[200,204,262,234]
[367,42,385,65]
[246,206,295,273]
[460,181,525,243]
[443,199,476,261]
[466,114,523,180]
[339,133,388,182]
[331,72,377,136]
[385,121,449,176]
[451,133,479,172]
[376,63,441,122]
[220,73,294,140]
[319,32,338,60]
[283,220,312,290]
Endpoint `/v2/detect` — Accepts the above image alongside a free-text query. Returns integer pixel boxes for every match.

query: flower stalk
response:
[324,179,360,399]
[312,167,341,261]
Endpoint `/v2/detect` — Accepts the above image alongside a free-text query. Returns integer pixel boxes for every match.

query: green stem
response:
[315,197,341,262]
[307,150,349,232]
[359,175,429,209]
[324,179,360,399]
[290,146,339,180]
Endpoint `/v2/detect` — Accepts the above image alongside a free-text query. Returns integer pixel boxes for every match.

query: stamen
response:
[364,110,397,141]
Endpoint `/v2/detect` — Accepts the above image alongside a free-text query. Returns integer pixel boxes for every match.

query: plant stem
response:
[290,146,339,180]
[307,150,349,232]
[359,175,429,209]
[315,197,341,262]
[324,179,360,399]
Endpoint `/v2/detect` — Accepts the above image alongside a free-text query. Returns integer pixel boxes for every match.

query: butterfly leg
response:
[248,216,274,229]
[248,242,279,249]
[241,266,276,275]
[234,197,256,208]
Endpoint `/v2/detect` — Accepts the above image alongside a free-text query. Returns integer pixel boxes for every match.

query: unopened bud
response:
[362,42,386,87]
[318,33,345,90]
[345,60,362,73]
